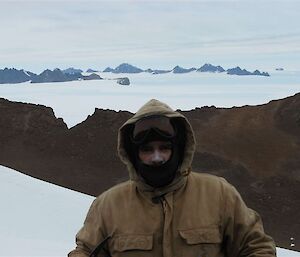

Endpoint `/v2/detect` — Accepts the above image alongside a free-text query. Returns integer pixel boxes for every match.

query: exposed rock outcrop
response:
[103,67,115,72]
[30,68,82,83]
[145,68,170,74]
[86,69,98,73]
[197,63,225,73]
[172,66,196,74]
[0,68,36,84]
[0,68,101,84]
[82,73,103,80]
[104,63,143,73]
[62,67,83,75]
[227,66,270,76]
[116,77,130,85]
[0,65,271,84]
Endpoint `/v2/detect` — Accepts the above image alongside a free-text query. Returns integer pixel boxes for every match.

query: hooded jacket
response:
[69,99,276,257]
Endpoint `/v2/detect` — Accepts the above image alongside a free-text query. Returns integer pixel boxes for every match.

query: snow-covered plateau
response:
[0,165,299,256]
[0,165,94,256]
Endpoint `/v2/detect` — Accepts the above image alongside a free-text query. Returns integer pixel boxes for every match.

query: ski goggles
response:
[132,116,176,143]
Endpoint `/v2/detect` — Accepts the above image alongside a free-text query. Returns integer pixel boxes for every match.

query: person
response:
[68,99,276,257]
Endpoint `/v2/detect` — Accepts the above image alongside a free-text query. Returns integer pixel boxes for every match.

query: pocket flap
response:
[179,227,221,244]
[114,234,153,252]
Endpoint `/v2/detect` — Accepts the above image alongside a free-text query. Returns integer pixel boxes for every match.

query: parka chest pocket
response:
[110,234,153,257]
[178,227,223,257]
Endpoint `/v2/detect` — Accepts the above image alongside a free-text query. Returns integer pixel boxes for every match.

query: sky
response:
[0,0,300,73]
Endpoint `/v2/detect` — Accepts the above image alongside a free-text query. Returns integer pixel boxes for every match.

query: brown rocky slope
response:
[0,94,299,251]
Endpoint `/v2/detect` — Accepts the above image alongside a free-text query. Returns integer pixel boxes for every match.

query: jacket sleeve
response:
[68,197,109,257]
[221,180,276,257]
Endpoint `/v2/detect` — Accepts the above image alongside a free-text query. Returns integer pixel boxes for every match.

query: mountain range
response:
[31,68,103,83]
[0,93,299,251]
[0,63,270,84]
[104,63,270,76]
[0,68,35,84]
[0,68,103,84]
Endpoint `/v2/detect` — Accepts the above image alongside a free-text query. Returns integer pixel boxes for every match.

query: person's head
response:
[130,115,181,188]
[118,99,196,189]
[132,115,175,164]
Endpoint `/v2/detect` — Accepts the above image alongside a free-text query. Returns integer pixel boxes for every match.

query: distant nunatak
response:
[0,63,270,84]
[103,63,270,76]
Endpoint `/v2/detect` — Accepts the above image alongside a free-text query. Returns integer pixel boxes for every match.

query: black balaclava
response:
[130,117,183,188]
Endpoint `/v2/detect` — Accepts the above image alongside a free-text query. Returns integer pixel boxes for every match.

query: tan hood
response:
[117,99,196,186]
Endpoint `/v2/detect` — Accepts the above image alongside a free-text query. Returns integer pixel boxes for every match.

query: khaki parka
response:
[69,99,276,257]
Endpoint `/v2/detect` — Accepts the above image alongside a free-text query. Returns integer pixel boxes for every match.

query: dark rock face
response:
[86,69,98,73]
[0,100,131,195]
[152,70,171,74]
[227,66,270,76]
[172,66,196,74]
[0,68,35,84]
[30,68,82,83]
[62,68,83,75]
[26,71,37,78]
[29,68,104,83]
[100,63,269,76]
[113,63,143,73]
[145,68,170,74]
[197,63,225,73]
[252,70,270,76]
[0,98,69,184]
[116,77,130,85]
[227,66,252,75]
[1,94,300,251]
[104,63,143,73]
[82,73,103,80]
[103,67,115,72]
